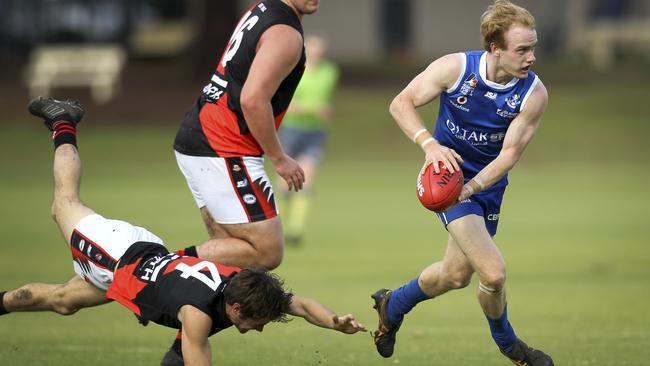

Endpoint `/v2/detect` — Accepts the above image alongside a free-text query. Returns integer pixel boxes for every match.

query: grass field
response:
[1,66,649,365]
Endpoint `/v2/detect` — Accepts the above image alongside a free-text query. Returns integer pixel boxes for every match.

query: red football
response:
[416,162,464,212]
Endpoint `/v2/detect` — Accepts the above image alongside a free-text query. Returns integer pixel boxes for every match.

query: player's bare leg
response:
[195,209,284,270]
[0,98,109,318]
[1,276,108,316]
[51,144,96,242]
[27,97,94,244]
[446,215,507,319]
[418,236,475,296]
[372,234,474,357]
[447,215,553,365]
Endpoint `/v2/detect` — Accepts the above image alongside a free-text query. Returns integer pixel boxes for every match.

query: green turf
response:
[1,72,649,365]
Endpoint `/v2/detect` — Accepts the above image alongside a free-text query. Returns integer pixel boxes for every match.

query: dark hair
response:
[224,268,293,323]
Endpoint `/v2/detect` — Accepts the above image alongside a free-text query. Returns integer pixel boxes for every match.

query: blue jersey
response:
[433,51,539,188]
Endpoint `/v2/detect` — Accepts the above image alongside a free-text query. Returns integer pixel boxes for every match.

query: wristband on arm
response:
[413,129,436,148]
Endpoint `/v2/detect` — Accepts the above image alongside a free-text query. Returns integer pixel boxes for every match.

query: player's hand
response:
[422,141,463,174]
[273,154,305,192]
[332,314,367,334]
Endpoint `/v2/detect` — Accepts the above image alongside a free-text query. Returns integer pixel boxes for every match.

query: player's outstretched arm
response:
[389,53,465,174]
[179,305,213,366]
[288,295,366,334]
[458,80,548,201]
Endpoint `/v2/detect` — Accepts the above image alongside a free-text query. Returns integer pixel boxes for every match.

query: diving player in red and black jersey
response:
[0,97,365,366]
[173,0,319,272]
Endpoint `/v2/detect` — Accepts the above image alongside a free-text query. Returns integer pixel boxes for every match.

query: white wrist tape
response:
[463,184,475,196]
[412,129,429,143]
[420,137,436,148]
[473,177,485,191]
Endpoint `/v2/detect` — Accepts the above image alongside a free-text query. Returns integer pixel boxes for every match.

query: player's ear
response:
[490,42,500,56]
[232,303,241,313]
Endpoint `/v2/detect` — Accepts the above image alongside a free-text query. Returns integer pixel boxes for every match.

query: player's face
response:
[286,0,319,15]
[235,318,269,333]
[499,25,537,79]
[232,314,270,334]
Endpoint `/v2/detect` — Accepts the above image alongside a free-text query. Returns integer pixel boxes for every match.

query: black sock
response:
[0,291,9,315]
[52,121,77,149]
[172,333,183,356]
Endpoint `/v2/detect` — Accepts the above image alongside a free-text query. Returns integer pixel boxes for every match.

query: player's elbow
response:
[499,149,522,172]
[388,95,405,119]
[240,90,268,119]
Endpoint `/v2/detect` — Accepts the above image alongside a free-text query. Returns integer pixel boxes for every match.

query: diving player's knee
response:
[50,196,76,223]
[51,286,80,316]
[250,222,284,269]
[256,242,284,270]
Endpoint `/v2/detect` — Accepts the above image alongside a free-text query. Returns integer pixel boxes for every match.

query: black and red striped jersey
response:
[106,242,240,335]
[174,0,306,157]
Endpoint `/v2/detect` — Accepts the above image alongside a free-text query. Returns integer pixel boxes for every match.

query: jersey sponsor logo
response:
[236,178,248,188]
[496,108,518,120]
[445,119,488,145]
[487,213,500,221]
[450,100,470,112]
[460,73,478,96]
[232,164,241,172]
[506,94,521,109]
[243,193,257,204]
[489,132,506,143]
[484,91,497,100]
[456,96,468,105]
[140,254,179,282]
[203,74,229,101]
[258,3,267,12]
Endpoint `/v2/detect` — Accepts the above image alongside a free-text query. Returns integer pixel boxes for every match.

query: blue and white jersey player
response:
[433,49,539,236]
[371,1,553,365]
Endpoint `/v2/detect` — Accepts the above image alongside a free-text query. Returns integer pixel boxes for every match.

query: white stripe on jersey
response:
[211,74,229,88]
[447,53,467,93]
[520,75,539,110]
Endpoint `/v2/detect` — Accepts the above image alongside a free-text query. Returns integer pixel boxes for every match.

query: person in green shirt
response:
[279,35,340,245]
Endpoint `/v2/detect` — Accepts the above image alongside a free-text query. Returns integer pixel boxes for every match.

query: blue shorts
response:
[436,184,506,236]
[279,126,327,163]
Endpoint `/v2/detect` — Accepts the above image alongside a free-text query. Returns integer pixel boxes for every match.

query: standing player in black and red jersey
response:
[173,0,319,272]
[0,98,366,366]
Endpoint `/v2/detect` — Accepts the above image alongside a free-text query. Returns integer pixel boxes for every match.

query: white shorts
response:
[175,151,278,224]
[70,214,164,291]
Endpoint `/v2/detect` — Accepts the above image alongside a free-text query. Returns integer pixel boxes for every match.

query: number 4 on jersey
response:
[174,261,222,291]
